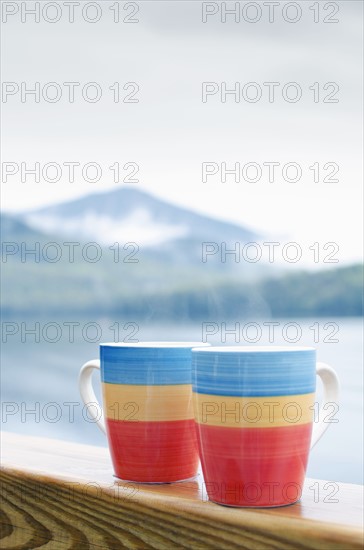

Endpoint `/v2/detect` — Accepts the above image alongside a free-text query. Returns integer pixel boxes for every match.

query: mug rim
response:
[192,345,315,353]
[100,341,211,348]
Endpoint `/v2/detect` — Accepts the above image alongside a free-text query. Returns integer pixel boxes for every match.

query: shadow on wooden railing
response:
[1,431,363,549]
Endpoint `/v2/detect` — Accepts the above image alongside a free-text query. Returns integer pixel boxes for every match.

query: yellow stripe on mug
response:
[102,383,194,422]
[193,392,315,428]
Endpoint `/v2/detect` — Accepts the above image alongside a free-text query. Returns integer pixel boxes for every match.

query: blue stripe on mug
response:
[192,347,316,396]
[101,342,209,385]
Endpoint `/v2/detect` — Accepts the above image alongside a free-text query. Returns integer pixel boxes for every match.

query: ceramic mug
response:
[192,346,339,507]
[79,342,209,482]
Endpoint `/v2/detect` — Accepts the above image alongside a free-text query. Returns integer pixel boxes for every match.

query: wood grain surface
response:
[0,431,363,550]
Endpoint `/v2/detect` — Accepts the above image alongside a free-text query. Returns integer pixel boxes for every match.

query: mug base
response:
[113,473,199,485]
[209,498,300,509]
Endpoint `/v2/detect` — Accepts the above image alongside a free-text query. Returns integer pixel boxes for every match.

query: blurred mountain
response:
[1,190,362,318]
[1,214,46,241]
[1,195,265,316]
[5,187,263,271]
[23,186,257,246]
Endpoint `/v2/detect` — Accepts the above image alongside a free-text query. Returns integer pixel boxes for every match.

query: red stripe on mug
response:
[106,418,199,482]
[196,422,313,507]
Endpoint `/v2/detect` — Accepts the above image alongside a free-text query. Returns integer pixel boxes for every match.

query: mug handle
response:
[79,359,106,434]
[311,362,339,449]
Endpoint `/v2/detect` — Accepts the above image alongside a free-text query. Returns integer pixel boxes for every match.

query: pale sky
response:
[1,1,363,263]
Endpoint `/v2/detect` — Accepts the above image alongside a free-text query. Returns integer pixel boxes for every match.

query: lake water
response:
[1,317,363,484]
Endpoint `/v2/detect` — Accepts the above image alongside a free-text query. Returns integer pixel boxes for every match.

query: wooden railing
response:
[1,431,363,549]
